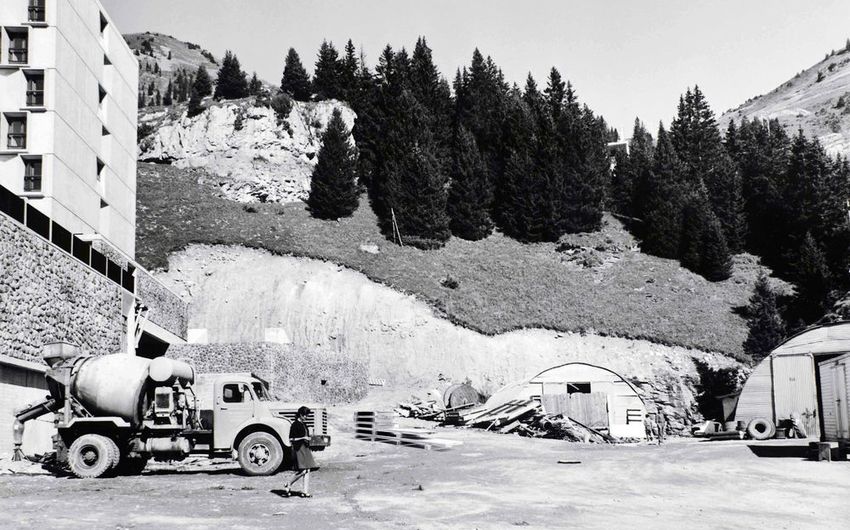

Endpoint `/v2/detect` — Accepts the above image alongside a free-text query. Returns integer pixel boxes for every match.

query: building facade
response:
[0,0,188,456]
[0,0,137,257]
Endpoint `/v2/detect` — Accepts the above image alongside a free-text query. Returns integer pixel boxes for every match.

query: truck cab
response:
[194,373,330,455]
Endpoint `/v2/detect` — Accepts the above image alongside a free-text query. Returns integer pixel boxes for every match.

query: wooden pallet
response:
[354,411,461,451]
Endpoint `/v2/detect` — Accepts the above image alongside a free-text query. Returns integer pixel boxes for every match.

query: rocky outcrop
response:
[139,99,356,203]
[155,244,747,432]
[0,215,124,363]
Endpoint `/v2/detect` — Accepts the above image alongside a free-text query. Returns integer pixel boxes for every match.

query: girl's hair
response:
[297,406,311,417]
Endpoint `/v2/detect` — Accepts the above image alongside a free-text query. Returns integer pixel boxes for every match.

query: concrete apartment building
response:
[0,0,188,456]
[0,0,137,256]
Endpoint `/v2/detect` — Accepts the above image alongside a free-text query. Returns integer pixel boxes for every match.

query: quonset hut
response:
[735,322,850,441]
[485,362,647,439]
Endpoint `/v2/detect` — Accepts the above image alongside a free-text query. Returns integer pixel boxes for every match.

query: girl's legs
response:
[284,470,306,492]
[302,470,310,495]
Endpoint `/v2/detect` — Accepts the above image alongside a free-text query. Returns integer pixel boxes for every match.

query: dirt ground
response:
[1,401,848,530]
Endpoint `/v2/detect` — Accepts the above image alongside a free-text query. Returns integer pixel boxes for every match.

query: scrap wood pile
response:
[354,411,462,451]
[398,394,614,444]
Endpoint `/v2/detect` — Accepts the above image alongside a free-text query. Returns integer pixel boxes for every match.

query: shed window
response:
[25,71,44,106]
[23,157,41,192]
[28,0,46,22]
[567,382,591,394]
[7,116,27,149]
[7,29,28,64]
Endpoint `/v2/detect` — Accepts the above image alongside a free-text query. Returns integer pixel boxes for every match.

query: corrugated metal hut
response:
[486,362,647,439]
[735,322,850,440]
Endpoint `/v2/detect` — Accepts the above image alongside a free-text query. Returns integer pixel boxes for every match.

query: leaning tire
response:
[237,432,284,476]
[68,434,119,479]
[747,418,776,441]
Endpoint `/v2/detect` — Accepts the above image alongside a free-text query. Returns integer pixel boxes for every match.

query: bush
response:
[137,123,155,139]
[270,92,293,124]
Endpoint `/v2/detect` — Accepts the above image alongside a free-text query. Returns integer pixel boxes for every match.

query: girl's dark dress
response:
[290,419,319,471]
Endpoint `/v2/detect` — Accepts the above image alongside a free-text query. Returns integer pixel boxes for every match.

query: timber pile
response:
[397,397,612,443]
[354,411,462,451]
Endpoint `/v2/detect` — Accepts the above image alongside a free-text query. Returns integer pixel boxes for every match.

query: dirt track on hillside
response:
[1,400,847,529]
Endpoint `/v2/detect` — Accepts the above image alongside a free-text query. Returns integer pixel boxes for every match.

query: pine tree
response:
[307,108,359,219]
[409,37,453,169]
[743,273,786,362]
[642,124,685,259]
[214,50,248,100]
[163,80,173,105]
[187,66,212,118]
[376,91,450,248]
[789,232,833,324]
[248,72,263,95]
[679,186,731,281]
[138,92,145,108]
[544,67,566,118]
[339,39,359,100]
[193,65,213,98]
[447,125,493,240]
[313,40,342,100]
[154,89,161,107]
[281,48,311,100]
[671,86,745,252]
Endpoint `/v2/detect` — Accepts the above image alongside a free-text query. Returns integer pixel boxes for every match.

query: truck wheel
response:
[237,432,283,476]
[68,434,119,479]
[747,418,776,441]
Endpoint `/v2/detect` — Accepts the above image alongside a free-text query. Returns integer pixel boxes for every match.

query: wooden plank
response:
[499,420,522,433]
[542,393,569,415]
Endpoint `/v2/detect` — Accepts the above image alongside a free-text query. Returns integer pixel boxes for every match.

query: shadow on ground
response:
[747,444,809,459]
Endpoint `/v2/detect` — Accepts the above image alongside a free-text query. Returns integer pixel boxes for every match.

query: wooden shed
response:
[486,362,647,439]
[735,322,850,440]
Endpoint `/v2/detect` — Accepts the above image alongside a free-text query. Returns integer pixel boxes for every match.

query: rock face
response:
[139,99,356,203]
[156,244,747,433]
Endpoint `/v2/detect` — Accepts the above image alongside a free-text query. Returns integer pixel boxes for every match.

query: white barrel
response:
[149,357,195,385]
[72,354,152,424]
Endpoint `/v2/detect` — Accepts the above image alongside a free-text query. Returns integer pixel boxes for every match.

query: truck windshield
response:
[251,382,271,401]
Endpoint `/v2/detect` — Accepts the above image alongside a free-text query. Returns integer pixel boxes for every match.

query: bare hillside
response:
[136,163,791,358]
[720,44,850,156]
[124,32,221,107]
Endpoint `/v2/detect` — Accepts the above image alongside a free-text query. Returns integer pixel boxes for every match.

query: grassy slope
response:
[137,163,765,359]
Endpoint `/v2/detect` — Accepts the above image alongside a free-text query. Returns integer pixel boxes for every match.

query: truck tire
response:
[747,418,776,441]
[68,434,119,479]
[237,432,284,476]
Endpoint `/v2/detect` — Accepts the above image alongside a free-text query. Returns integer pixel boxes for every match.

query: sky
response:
[101,0,850,136]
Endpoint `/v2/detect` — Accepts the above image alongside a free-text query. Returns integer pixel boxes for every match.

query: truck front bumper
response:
[309,434,331,451]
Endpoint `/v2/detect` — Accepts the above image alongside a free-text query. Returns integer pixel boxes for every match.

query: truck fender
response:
[232,417,293,451]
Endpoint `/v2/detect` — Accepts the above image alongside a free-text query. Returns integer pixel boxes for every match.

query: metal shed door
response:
[834,363,849,440]
[772,355,819,438]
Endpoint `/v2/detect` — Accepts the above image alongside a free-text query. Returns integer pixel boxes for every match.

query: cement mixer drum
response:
[71,354,152,425]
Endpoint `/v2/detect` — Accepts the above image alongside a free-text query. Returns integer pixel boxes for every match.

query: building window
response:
[25,71,44,106]
[7,116,27,149]
[28,0,46,23]
[7,30,28,64]
[24,157,42,192]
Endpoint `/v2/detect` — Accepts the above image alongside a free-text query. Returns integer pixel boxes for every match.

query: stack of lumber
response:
[397,397,612,443]
[354,411,462,451]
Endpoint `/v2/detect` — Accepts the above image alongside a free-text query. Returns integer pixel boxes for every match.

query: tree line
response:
[281,39,615,249]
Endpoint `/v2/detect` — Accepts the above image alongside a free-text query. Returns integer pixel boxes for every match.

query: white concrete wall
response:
[0,0,138,257]
[0,361,53,458]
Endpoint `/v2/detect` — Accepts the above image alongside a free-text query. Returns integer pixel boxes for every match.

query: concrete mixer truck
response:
[13,344,330,478]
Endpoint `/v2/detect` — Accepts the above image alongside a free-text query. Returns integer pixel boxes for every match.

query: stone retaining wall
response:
[137,269,188,339]
[168,342,368,404]
[0,215,124,363]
